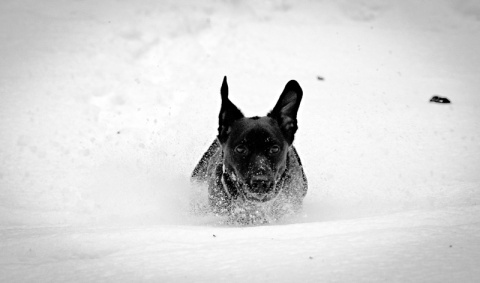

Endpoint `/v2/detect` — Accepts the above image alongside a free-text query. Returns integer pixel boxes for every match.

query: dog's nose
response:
[250,175,273,194]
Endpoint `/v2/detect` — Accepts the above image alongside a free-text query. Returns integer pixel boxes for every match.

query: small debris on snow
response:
[316,76,325,81]
[430,95,451,104]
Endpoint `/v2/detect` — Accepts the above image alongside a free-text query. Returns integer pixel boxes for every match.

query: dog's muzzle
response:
[222,166,283,203]
[246,175,274,201]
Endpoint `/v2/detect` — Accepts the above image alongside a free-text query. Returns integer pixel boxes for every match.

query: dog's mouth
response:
[243,190,275,202]
[240,178,283,203]
[242,180,270,202]
[223,169,284,203]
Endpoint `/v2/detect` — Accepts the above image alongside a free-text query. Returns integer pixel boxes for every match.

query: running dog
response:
[191,77,308,223]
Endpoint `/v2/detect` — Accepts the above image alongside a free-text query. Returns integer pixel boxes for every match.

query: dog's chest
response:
[192,139,307,217]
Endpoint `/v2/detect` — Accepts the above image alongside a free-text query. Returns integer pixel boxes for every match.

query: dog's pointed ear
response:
[218,76,244,144]
[268,80,303,145]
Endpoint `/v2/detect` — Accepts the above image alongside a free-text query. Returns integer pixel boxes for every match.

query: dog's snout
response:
[250,175,272,194]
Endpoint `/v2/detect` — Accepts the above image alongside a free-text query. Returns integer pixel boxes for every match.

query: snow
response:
[1,0,480,281]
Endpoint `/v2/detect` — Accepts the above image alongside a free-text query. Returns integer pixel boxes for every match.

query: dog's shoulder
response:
[191,139,222,183]
[284,146,308,198]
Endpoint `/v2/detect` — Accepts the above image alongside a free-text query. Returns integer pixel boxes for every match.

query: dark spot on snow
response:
[430,95,451,104]
[309,256,314,260]
[213,234,216,237]
[117,131,121,134]
[316,76,324,81]
[449,245,452,248]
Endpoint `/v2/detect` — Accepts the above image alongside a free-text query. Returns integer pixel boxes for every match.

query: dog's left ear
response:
[268,80,303,145]
[218,76,244,144]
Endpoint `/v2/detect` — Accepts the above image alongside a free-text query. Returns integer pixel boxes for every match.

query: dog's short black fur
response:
[191,77,308,222]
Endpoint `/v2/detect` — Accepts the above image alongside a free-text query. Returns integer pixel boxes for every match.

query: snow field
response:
[1,0,480,281]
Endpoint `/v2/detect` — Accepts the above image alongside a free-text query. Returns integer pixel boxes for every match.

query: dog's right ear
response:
[218,76,244,144]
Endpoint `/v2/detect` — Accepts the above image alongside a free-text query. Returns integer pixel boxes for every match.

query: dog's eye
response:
[270,145,280,154]
[235,145,248,154]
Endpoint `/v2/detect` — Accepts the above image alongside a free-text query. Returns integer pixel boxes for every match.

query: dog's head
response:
[217,76,303,203]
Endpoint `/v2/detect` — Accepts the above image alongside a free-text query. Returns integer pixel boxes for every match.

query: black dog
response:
[191,77,308,223]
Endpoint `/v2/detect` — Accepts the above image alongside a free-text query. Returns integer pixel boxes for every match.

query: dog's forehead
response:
[228,116,284,145]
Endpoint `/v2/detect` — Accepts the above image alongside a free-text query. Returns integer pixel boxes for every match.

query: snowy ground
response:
[1,0,480,281]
